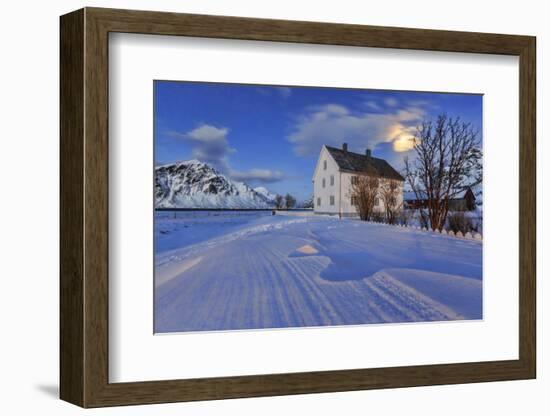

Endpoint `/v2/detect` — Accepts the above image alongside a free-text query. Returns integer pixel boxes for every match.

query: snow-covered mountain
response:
[155,160,277,208]
[253,186,277,202]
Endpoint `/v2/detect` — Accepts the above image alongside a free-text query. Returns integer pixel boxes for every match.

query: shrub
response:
[418,210,430,229]
[371,211,385,223]
[396,209,412,226]
[447,211,474,234]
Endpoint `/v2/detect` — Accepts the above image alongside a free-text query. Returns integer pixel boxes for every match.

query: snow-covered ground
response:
[155,211,482,333]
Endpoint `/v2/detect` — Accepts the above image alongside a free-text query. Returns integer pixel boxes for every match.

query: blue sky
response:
[154,81,482,201]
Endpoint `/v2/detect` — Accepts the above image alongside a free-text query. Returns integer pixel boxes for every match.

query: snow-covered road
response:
[155,214,482,333]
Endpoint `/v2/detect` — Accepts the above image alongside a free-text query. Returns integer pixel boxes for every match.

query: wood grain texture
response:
[518,38,536,375]
[59,7,537,408]
[59,8,84,407]
[83,10,110,406]
[88,7,532,55]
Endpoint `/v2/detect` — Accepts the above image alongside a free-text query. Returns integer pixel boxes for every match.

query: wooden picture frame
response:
[60,7,536,408]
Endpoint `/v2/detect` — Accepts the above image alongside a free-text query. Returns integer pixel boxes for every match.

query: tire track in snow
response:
[155,217,480,332]
[364,274,460,322]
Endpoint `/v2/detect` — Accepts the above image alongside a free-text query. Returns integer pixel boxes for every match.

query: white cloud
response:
[167,124,234,171]
[276,87,292,99]
[256,86,292,99]
[230,168,285,184]
[288,103,425,156]
[365,101,382,111]
[167,124,285,184]
[395,107,425,122]
[392,135,416,152]
[384,97,399,107]
[186,124,228,142]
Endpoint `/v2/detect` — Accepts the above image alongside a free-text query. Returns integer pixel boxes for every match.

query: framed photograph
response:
[60,7,536,407]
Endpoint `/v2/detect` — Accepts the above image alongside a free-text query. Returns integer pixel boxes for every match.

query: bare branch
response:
[403,114,482,230]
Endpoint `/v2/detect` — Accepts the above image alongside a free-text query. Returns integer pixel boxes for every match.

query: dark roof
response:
[325,146,405,181]
[403,187,476,201]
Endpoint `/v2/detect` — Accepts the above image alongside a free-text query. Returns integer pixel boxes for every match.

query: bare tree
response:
[284,193,296,209]
[349,175,380,221]
[301,195,314,209]
[380,179,402,224]
[403,114,482,231]
[274,194,284,209]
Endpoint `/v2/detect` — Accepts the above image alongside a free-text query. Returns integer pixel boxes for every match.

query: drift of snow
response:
[155,212,482,333]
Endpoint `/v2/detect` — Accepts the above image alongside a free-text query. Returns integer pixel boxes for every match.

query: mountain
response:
[298,195,314,209]
[253,186,277,202]
[155,160,277,209]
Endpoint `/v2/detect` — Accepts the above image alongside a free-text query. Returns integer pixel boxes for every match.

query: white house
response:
[312,143,405,217]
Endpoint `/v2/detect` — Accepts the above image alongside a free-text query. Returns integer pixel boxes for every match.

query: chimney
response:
[342,143,348,152]
[366,148,372,158]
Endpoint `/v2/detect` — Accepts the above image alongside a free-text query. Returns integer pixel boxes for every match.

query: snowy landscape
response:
[153,81,483,333]
[155,211,482,333]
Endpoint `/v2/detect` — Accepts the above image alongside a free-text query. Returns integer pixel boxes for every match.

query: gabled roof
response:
[403,191,428,201]
[403,186,476,201]
[325,146,405,181]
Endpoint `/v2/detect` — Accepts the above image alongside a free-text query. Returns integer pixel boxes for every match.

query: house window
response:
[322,178,326,188]
[330,195,335,206]
[374,197,380,206]
[351,175,358,185]
[351,196,357,206]
[317,197,321,206]
[323,160,327,170]
[330,175,334,186]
